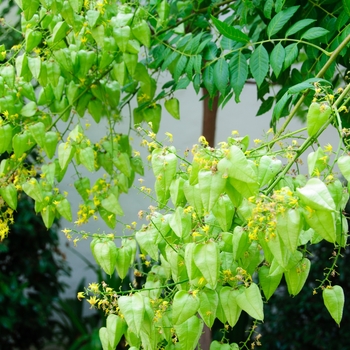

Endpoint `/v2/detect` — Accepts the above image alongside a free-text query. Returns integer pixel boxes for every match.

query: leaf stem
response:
[274,33,350,139]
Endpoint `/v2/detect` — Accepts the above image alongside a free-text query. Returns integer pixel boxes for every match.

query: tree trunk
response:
[201,88,219,147]
[198,89,219,350]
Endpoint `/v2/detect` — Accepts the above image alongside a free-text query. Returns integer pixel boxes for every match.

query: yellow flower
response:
[324,143,333,153]
[87,296,98,308]
[77,292,85,300]
[165,132,173,142]
[88,282,100,293]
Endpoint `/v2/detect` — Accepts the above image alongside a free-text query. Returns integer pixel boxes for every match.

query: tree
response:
[0,0,350,349]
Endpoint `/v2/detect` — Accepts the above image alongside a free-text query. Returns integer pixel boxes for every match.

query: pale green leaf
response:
[219,287,242,327]
[297,178,335,211]
[194,241,220,289]
[172,290,200,325]
[198,170,226,213]
[285,258,310,296]
[323,285,344,325]
[198,288,218,328]
[236,283,264,321]
[175,316,203,350]
[118,293,145,336]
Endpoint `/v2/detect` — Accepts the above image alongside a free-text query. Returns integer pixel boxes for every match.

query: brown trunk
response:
[201,88,219,147]
[198,89,219,350]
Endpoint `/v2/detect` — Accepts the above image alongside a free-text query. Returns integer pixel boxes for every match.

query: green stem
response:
[115,278,189,295]
[274,33,350,139]
[265,82,350,194]
[155,0,236,37]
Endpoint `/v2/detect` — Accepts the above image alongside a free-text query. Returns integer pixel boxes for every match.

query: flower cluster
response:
[247,187,299,242]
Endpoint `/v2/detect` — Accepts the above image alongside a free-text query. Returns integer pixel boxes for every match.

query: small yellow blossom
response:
[87,296,98,308]
[165,132,173,142]
[324,143,333,153]
[77,292,85,300]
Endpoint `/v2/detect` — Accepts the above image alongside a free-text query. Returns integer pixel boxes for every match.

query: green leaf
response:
[288,78,330,95]
[193,241,220,289]
[297,178,335,211]
[25,30,42,52]
[183,181,204,215]
[56,198,73,222]
[198,170,226,213]
[266,231,291,268]
[307,147,327,177]
[250,45,269,87]
[212,195,235,232]
[257,96,274,116]
[118,293,145,336]
[343,0,350,16]
[93,239,117,276]
[306,102,332,137]
[217,145,258,185]
[0,184,18,210]
[101,194,124,216]
[0,124,13,155]
[198,288,218,328]
[236,283,264,321]
[219,287,242,327]
[286,19,317,37]
[203,65,215,97]
[22,178,43,203]
[214,58,229,95]
[99,327,111,350]
[52,21,70,43]
[272,91,292,122]
[285,258,310,296]
[172,290,200,325]
[232,226,250,260]
[258,265,283,300]
[270,43,285,78]
[263,0,273,19]
[277,208,302,252]
[132,20,151,48]
[151,148,177,190]
[23,0,40,20]
[323,285,344,325]
[12,132,34,157]
[267,6,300,38]
[301,27,329,40]
[210,16,249,43]
[174,55,188,81]
[106,314,127,349]
[135,227,159,260]
[283,43,298,70]
[338,155,350,182]
[58,142,75,170]
[304,209,336,243]
[175,316,203,350]
[165,98,180,119]
[258,155,282,187]
[21,101,37,117]
[169,206,192,239]
[229,52,248,102]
